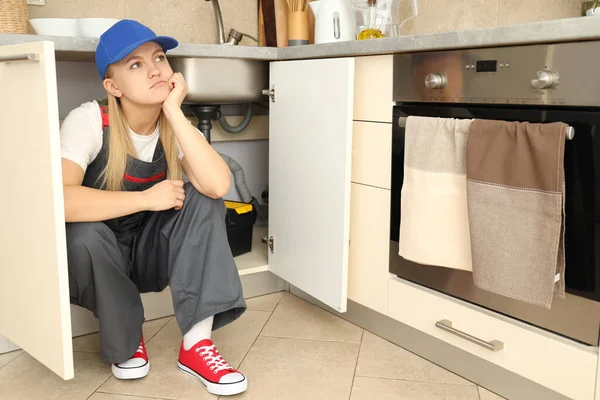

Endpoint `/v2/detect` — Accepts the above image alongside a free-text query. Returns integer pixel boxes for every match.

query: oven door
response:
[389,103,600,346]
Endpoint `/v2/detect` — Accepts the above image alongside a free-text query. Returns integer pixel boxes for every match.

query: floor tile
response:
[0,350,23,369]
[98,310,270,400]
[355,331,473,385]
[236,336,360,400]
[73,317,172,353]
[479,386,508,400]
[89,393,173,400]
[350,377,480,399]
[211,310,271,368]
[260,293,363,343]
[245,292,284,312]
[0,351,111,400]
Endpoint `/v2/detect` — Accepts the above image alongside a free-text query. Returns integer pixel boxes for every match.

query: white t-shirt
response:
[60,100,199,173]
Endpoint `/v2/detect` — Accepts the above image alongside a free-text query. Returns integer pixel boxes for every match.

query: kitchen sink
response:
[169,57,269,105]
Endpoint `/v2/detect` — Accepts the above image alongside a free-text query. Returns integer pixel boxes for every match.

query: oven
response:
[389,41,600,346]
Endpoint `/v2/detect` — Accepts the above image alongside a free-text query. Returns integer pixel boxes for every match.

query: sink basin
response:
[168,57,269,105]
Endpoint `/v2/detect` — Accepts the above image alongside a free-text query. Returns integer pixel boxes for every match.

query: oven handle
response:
[435,319,504,352]
[398,116,407,128]
[397,117,574,140]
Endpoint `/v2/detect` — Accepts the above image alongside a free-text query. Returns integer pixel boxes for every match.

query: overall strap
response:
[100,105,109,129]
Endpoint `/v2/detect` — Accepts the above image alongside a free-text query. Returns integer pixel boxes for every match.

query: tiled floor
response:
[0,292,507,400]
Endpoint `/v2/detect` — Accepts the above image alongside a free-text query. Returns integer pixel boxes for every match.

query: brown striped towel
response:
[466,120,568,308]
[399,116,474,271]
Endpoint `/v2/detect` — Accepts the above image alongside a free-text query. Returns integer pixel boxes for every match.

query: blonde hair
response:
[99,93,182,191]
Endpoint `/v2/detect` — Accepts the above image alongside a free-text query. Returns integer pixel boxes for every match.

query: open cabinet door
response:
[268,58,354,313]
[0,42,73,380]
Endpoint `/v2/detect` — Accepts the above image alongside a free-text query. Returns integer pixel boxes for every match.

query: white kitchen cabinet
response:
[353,55,393,123]
[0,42,356,378]
[347,121,392,316]
[388,276,598,400]
[266,58,355,313]
[346,55,393,315]
[0,41,73,380]
[348,183,390,314]
[351,121,392,189]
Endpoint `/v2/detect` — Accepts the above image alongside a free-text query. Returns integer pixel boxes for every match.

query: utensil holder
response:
[0,0,30,34]
[288,10,309,46]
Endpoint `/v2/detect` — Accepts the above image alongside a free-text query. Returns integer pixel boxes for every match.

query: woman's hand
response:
[142,180,186,211]
[162,72,188,117]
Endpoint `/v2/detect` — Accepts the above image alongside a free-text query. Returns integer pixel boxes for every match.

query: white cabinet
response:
[388,277,598,400]
[266,58,355,313]
[0,42,356,379]
[351,122,392,190]
[348,183,390,314]
[353,55,393,123]
[346,55,394,315]
[0,41,73,380]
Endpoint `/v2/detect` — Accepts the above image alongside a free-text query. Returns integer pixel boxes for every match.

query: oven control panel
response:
[424,69,560,90]
[392,41,598,107]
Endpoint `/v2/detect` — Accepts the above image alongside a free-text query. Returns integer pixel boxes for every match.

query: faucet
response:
[204,0,258,45]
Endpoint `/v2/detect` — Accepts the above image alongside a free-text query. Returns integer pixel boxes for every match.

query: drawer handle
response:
[0,53,40,63]
[435,319,504,352]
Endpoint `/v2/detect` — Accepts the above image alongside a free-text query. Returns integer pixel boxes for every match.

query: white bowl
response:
[77,18,120,38]
[29,18,79,37]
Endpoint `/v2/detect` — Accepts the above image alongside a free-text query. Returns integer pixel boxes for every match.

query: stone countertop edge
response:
[278,16,600,60]
[1,16,600,61]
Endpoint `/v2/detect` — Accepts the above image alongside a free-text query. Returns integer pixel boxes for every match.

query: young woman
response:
[59,19,248,396]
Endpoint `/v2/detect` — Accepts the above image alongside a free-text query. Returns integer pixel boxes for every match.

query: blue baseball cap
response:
[95,19,178,79]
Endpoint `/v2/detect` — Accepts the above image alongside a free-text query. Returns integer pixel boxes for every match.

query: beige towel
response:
[466,120,567,309]
[399,116,473,271]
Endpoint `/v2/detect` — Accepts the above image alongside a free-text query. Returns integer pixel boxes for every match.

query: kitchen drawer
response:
[351,121,391,189]
[387,276,597,400]
[348,183,390,314]
[353,55,393,123]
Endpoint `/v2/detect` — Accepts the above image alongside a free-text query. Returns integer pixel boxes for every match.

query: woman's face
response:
[103,41,173,106]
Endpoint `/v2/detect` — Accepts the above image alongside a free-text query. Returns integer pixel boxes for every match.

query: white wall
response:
[56,61,107,119]
[213,140,269,201]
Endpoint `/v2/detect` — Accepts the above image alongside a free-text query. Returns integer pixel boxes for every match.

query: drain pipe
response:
[219,152,268,221]
[218,103,254,134]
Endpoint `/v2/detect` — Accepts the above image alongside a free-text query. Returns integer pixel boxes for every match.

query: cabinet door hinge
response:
[261,84,275,103]
[261,236,274,253]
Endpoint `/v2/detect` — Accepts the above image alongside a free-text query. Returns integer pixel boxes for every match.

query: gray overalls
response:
[66,106,246,364]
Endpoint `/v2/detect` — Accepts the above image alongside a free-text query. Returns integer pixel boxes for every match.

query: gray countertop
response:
[0,33,278,61]
[1,16,600,62]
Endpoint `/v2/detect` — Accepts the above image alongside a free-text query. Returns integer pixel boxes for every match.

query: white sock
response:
[183,315,214,351]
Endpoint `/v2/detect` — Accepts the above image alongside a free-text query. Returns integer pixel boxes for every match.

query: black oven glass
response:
[391,103,600,301]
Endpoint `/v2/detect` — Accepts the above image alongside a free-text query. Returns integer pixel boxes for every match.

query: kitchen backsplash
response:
[396,0,584,35]
[28,0,585,44]
[27,0,258,45]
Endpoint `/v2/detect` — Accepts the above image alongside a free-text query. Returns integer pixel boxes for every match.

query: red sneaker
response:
[178,339,247,396]
[111,336,150,380]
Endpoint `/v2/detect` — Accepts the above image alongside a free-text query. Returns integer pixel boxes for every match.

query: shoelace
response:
[135,343,144,356]
[196,345,233,374]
